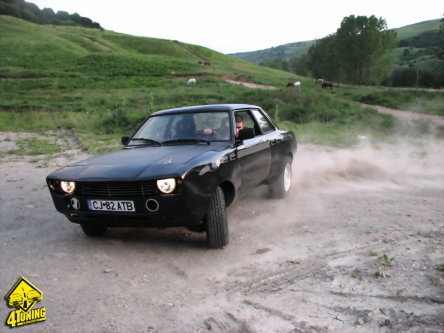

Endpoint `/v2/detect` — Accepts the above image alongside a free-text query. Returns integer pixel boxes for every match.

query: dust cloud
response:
[292,139,444,194]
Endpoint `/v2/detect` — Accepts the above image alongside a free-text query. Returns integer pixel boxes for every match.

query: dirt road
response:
[0,132,443,332]
[363,104,444,127]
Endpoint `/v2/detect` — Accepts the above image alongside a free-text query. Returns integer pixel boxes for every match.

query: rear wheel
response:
[269,158,292,198]
[205,187,228,248]
[80,223,107,237]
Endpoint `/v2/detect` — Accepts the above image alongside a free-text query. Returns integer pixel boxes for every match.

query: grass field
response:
[1,15,442,154]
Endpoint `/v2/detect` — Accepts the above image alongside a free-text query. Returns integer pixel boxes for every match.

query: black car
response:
[47,104,297,248]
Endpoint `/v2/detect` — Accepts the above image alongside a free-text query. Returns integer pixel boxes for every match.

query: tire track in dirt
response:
[1,131,443,332]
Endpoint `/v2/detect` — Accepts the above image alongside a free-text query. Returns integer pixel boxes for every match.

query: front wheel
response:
[80,223,107,237]
[205,187,228,248]
[269,158,292,198]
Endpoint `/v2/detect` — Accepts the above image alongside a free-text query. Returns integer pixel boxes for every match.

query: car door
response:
[250,108,281,168]
[235,109,272,191]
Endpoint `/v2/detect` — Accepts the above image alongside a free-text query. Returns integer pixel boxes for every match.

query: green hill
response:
[388,19,443,87]
[230,19,442,65]
[1,15,443,153]
[229,40,315,65]
[394,19,441,41]
[0,15,290,82]
[230,19,443,88]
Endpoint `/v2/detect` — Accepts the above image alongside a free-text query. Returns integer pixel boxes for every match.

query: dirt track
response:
[363,104,444,127]
[0,131,443,332]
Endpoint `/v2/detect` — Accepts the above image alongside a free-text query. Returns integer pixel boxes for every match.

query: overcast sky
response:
[31,0,442,54]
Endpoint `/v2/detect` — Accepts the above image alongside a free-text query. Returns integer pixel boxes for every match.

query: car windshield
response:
[130,111,231,145]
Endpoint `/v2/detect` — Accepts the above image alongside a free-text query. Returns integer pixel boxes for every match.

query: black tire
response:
[205,187,228,249]
[80,223,107,237]
[269,158,292,198]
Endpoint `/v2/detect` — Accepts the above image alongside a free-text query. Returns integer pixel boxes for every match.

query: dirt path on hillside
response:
[224,79,277,90]
[363,104,444,127]
[82,37,114,52]
[0,131,443,332]
[173,40,205,62]
[224,79,444,125]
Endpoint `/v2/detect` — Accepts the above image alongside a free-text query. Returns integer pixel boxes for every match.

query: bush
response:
[387,67,442,88]
[100,110,144,134]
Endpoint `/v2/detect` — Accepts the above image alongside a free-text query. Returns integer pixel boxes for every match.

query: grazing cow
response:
[187,78,196,85]
[315,78,325,85]
[321,81,333,89]
[204,62,211,66]
[286,81,301,87]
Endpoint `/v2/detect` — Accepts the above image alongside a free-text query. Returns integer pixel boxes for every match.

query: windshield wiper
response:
[162,138,210,145]
[130,138,162,146]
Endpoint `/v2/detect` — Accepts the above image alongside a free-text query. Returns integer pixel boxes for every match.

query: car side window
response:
[251,109,275,134]
[234,110,260,137]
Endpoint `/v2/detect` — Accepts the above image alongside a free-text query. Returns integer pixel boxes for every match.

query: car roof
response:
[152,104,260,116]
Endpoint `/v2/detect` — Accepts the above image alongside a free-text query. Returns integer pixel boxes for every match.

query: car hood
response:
[49,145,224,181]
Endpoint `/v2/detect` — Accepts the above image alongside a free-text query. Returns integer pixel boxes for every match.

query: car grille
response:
[76,181,157,198]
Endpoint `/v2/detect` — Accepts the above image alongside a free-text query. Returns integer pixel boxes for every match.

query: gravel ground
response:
[0,131,443,333]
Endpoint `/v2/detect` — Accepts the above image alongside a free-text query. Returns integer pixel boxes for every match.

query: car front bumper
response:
[49,189,211,228]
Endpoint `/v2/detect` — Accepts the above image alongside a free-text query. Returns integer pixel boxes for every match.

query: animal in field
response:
[187,78,196,85]
[315,78,325,85]
[286,81,301,87]
[204,62,211,66]
[321,81,333,89]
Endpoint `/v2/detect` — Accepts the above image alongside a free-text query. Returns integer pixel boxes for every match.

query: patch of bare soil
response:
[224,79,277,90]
[364,104,444,127]
[0,132,443,332]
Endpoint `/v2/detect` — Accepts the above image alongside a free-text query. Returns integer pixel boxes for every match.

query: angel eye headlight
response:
[156,178,176,194]
[60,181,76,194]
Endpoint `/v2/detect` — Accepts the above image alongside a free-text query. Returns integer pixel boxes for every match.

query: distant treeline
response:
[0,0,102,29]
[261,16,444,88]
[399,30,444,48]
[386,30,444,88]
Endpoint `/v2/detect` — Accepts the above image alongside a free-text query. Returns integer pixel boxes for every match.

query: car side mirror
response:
[121,136,130,145]
[237,128,255,141]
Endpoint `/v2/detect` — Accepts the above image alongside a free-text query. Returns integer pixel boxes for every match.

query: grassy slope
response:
[391,19,443,79]
[0,15,297,82]
[393,19,441,40]
[0,15,441,153]
[231,19,443,75]
[229,40,315,64]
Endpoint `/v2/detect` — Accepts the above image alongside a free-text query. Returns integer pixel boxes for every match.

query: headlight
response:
[60,181,76,194]
[156,178,176,194]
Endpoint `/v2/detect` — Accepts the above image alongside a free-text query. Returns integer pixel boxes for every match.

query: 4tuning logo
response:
[4,277,46,328]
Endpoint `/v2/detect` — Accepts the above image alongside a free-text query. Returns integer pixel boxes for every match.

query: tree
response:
[261,58,289,71]
[41,7,56,24]
[0,0,103,29]
[439,14,444,59]
[307,15,396,84]
[307,34,343,82]
[335,15,397,84]
[288,54,310,76]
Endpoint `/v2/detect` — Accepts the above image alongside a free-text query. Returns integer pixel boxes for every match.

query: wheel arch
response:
[219,180,235,207]
[287,152,294,164]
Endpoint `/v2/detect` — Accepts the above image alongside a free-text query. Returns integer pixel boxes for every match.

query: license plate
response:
[87,200,135,212]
